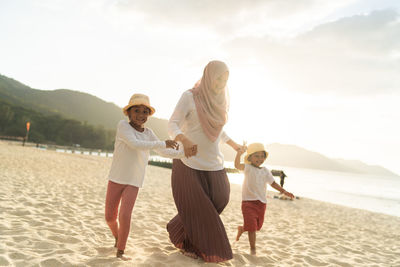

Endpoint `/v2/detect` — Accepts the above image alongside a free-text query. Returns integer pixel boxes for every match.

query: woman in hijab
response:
[167,60,243,262]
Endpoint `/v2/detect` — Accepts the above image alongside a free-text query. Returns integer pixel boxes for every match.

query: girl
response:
[105,93,182,260]
[234,143,294,254]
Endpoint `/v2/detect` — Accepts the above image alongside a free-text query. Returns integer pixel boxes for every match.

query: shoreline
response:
[6,140,399,218]
[1,142,399,266]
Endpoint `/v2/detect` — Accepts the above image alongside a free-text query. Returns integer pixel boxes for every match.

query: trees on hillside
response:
[0,100,115,150]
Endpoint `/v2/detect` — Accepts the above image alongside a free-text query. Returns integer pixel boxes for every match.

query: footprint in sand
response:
[34,241,56,250]
[0,256,9,266]
[303,255,328,266]
[11,236,27,242]
[271,237,290,245]
[150,252,169,261]
[94,247,115,255]
[28,220,45,227]
[40,258,63,266]
[328,258,353,267]
[164,245,177,252]
[144,247,163,253]
[10,210,31,216]
[8,251,29,261]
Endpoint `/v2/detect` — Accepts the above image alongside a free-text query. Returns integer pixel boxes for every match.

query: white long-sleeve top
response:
[108,120,183,187]
[168,90,231,171]
[242,164,275,203]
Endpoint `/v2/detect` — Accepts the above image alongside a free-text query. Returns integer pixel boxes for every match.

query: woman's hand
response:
[227,139,246,152]
[175,134,198,157]
[182,139,197,158]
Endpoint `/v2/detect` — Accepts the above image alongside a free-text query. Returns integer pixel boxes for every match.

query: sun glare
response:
[226,64,306,145]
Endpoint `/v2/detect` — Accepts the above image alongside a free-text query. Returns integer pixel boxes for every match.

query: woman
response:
[166,60,243,262]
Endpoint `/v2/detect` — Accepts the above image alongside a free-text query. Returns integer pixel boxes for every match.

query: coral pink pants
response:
[105,180,139,251]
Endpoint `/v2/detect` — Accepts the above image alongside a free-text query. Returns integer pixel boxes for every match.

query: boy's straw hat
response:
[244,143,268,164]
[123,94,155,116]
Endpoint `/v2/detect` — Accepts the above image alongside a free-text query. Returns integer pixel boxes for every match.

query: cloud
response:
[112,0,356,36]
[225,9,400,95]
[301,9,400,54]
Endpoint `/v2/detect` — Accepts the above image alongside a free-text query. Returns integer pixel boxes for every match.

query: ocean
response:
[57,151,400,217]
[227,163,400,217]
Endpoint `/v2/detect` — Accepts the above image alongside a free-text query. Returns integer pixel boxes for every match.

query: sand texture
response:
[1,141,399,266]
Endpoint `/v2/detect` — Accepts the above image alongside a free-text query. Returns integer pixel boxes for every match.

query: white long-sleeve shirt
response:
[168,90,231,171]
[108,120,183,187]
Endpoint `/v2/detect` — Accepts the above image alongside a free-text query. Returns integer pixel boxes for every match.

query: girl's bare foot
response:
[116,249,132,261]
[236,226,244,241]
[180,249,198,259]
[250,247,256,255]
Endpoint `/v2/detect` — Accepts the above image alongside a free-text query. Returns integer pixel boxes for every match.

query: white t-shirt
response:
[242,164,275,203]
[168,90,231,171]
[108,120,183,188]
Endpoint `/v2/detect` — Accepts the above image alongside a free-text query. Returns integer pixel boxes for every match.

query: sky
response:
[1,0,400,175]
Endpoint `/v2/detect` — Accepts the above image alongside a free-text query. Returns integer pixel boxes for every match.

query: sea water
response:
[227,163,400,217]
[58,151,400,217]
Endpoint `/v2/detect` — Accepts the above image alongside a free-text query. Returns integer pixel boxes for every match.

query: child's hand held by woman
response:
[165,140,179,150]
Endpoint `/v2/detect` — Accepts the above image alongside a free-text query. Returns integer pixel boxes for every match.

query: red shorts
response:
[241,200,266,232]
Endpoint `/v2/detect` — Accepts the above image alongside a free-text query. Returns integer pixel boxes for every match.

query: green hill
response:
[0,97,116,149]
[0,74,124,129]
[0,74,170,139]
[1,73,397,177]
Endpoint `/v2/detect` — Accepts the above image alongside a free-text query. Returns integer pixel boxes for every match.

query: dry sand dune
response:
[1,141,399,266]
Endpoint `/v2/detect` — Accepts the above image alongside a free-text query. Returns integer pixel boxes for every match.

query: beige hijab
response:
[190,60,229,142]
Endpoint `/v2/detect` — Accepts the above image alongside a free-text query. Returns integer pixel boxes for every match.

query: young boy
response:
[234,143,294,254]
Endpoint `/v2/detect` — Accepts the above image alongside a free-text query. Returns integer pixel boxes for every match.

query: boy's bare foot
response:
[180,249,198,259]
[116,249,132,261]
[236,226,244,241]
[250,248,256,255]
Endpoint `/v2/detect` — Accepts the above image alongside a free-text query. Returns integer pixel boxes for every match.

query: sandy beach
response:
[1,141,399,267]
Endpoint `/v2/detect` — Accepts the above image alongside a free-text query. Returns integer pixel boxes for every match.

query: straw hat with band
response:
[244,143,269,164]
[123,94,155,116]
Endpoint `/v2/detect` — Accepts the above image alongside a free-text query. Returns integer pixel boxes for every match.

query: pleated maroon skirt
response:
[167,159,233,262]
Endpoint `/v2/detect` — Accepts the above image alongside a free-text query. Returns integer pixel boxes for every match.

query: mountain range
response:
[0,73,398,177]
[0,74,170,140]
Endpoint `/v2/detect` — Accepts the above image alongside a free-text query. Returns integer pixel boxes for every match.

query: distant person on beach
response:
[234,143,294,254]
[105,93,183,260]
[279,171,287,187]
[166,60,244,262]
